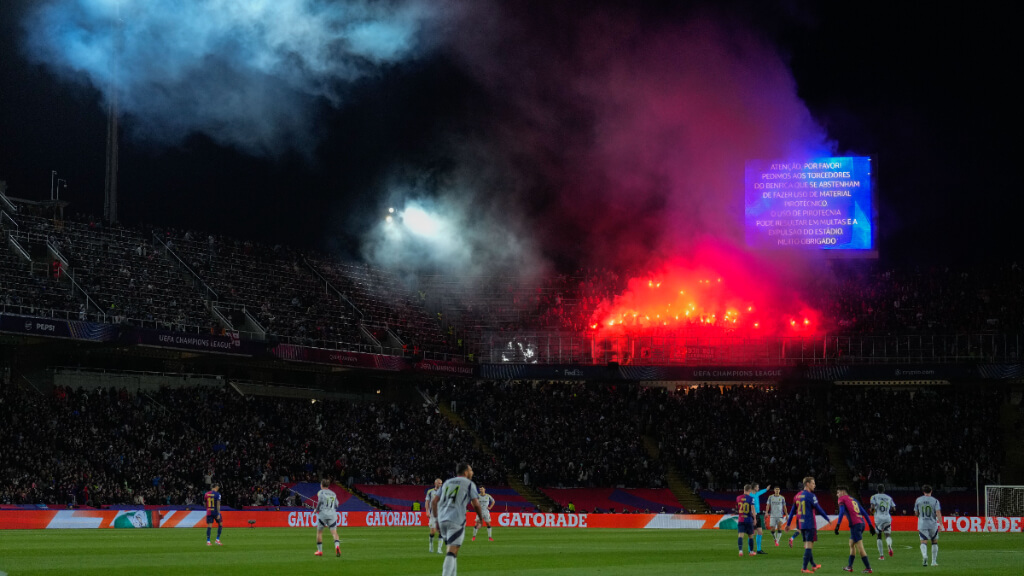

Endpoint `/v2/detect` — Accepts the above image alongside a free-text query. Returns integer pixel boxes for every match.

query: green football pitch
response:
[1,528,1021,575]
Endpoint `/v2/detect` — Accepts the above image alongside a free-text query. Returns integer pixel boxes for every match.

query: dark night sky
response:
[0,1,1018,268]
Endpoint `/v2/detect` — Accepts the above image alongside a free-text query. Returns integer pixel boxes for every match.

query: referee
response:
[750,482,771,554]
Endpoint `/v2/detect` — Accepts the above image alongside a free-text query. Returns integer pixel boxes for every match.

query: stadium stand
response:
[164,231,363,344]
[829,387,1002,491]
[17,216,213,331]
[806,261,1024,337]
[433,379,664,489]
[2,207,1021,515]
[5,206,1023,359]
[540,488,685,514]
[0,384,503,508]
[310,256,452,354]
[1,228,82,320]
[0,379,1012,510]
[648,385,834,493]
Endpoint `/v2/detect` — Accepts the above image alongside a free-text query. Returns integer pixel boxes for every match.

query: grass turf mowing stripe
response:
[0,528,1021,575]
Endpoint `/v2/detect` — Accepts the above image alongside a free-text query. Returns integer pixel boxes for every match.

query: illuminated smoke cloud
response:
[363,4,839,287]
[23,0,442,154]
[450,5,835,270]
[361,155,544,279]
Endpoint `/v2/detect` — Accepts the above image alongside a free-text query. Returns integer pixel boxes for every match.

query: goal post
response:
[984,485,1024,517]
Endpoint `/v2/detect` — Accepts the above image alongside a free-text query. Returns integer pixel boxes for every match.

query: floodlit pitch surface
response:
[1,528,1021,575]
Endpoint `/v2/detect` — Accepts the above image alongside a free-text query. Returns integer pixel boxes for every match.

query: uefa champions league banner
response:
[123,327,262,356]
[2,511,1020,532]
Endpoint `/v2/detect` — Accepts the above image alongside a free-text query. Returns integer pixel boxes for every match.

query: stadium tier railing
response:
[0,303,103,323]
[43,237,107,323]
[269,333,465,362]
[0,209,18,231]
[480,331,1022,365]
[151,232,220,303]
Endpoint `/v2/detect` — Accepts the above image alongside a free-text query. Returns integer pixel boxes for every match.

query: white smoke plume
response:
[23,0,445,154]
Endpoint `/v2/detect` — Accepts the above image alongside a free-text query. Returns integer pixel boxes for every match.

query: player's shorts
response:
[755,513,765,529]
[206,512,220,524]
[737,521,754,536]
[849,523,865,543]
[918,526,940,542]
[875,520,892,534]
[800,527,818,543]
[478,511,491,524]
[439,520,467,547]
[428,515,438,530]
[318,514,338,529]
[770,514,787,528]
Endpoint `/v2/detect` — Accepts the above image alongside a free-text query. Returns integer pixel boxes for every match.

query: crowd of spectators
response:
[829,387,1003,491]
[165,231,363,345]
[1,208,452,355]
[0,383,503,508]
[312,258,453,355]
[0,241,79,319]
[0,384,206,507]
[648,385,834,492]
[0,379,1011,508]
[5,203,1024,364]
[808,261,1024,337]
[22,216,214,331]
[451,261,1024,339]
[432,380,663,488]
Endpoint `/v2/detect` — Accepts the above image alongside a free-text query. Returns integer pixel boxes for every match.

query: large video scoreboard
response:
[745,157,875,256]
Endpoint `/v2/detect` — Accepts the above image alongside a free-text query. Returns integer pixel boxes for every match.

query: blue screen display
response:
[745,157,873,250]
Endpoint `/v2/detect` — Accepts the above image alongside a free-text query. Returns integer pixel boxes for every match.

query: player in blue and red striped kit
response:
[785,476,831,573]
[204,483,223,546]
[835,486,876,573]
[735,484,756,556]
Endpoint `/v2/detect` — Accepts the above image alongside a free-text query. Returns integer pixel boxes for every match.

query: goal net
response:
[984,485,1024,517]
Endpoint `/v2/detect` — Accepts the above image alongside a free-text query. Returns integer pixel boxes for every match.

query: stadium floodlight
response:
[400,206,441,238]
[984,485,1024,517]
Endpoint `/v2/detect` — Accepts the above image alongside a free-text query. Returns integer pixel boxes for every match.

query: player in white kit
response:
[914,485,942,567]
[427,478,443,553]
[431,463,484,576]
[765,486,788,546]
[314,479,341,557]
[869,484,896,559]
[472,485,495,541]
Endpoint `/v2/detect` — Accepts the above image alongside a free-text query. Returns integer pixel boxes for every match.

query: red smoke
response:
[451,5,833,271]
[590,241,822,337]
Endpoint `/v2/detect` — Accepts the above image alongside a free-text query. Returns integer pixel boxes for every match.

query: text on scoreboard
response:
[745,157,874,250]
